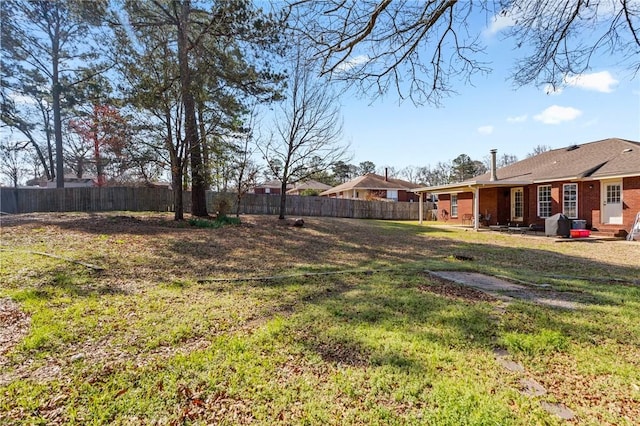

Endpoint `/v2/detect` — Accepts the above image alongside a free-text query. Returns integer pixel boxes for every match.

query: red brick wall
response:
[254,188,281,195]
[524,181,598,228]
[479,188,498,225]
[435,177,640,229]
[435,192,473,223]
[580,182,600,229]
[525,186,539,226]
[457,192,473,222]
[438,194,451,221]
[524,179,640,230]
[398,190,419,202]
[623,176,640,227]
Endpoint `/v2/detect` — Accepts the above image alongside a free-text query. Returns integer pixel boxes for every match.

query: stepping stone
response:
[492,348,509,357]
[496,357,525,372]
[541,401,575,420]
[519,378,547,397]
[493,348,526,372]
[426,271,579,310]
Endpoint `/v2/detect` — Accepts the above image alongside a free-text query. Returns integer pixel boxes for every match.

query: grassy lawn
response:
[1,212,639,425]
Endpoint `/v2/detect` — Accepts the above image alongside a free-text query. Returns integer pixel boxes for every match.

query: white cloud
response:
[484,14,516,36]
[477,125,494,135]
[563,71,618,93]
[335,55,369,72]
[534,105,582,124]
[507,114,527,123]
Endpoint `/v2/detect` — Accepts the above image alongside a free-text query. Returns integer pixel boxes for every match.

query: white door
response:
[602,181,623,225]
[511,187,524,222]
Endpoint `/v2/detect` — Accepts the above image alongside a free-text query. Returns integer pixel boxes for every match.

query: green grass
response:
[188,215,241,229]
[1,214,638,424]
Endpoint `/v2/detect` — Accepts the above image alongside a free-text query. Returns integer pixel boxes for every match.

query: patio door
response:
[510,187,524,222]
[602,181,623,225]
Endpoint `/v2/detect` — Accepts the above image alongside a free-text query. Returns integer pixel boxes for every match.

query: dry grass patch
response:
[1,213,639,425]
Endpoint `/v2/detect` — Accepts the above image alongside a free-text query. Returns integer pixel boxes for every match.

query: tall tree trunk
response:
[39,104,54,180]
[172,159,184,220]
[176,0,207,216]
[164,106,183,220]
[52,33,64,188]
[279,180,287,220]
[197,100,211,188]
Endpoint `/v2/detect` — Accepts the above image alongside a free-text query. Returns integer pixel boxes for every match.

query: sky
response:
[3,2,639,186]
[334,9,640,172]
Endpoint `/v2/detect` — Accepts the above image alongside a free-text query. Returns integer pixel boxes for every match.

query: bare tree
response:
[233,109,260,217]
[484,152,518,169]
[259,46,347,219]
[287,1,487,105]
[400,166,419,183]
[527,144,552,158]
[504,1,640,87]
[0,139,29,187]
[287,1,639,104]
[377,166,399,178]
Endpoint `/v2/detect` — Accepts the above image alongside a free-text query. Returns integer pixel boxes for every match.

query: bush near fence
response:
[0,187,436,220]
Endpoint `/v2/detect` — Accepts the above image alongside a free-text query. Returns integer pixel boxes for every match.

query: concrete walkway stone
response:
[540,401,576,420]
[427,271,578,310]
[427,271,580,421]
[520,378,547,397]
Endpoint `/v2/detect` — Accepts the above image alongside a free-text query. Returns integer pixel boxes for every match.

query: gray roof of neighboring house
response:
[254,179,293,189]
[415,138,640,193]
[287,180,333,193]
[320,173,421,196]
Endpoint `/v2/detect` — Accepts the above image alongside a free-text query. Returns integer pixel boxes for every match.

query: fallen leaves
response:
[0,297,30,367]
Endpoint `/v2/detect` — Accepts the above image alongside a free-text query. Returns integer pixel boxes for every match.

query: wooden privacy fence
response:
[0,187,436,220]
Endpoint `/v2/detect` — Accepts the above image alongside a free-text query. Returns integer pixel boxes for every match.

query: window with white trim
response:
[451,194,458,217]
[386,190,398,201]
[563,183,578,218]
[537,185,552,218]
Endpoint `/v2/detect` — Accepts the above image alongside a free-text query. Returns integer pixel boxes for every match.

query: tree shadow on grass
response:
[223,273,498,372]
[5,263,128,300]
[214,265,639,377]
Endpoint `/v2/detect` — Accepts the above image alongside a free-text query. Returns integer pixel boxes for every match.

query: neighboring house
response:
[25,174,96,188]
[413,138,640,237]
[251,179,293,195]
[320,172,421,202]
[286,179,333,196]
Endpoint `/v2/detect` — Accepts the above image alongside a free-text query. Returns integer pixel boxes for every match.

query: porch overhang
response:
[412,180,532,195]
[413,180,531,229]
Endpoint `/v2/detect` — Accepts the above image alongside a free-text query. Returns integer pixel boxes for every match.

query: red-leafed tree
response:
[68,104,128,186]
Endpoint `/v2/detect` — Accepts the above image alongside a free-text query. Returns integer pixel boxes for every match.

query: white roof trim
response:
[413,180,532,193]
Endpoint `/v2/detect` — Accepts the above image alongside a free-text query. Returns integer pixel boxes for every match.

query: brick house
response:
[320,172,421,202]
[251,179,292,195]
[413,138,640,237]
[286,180,332,196]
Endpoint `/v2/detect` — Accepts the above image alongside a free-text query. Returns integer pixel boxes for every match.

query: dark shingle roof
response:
[471,138,640,184]
[287,180,333,193]
[320,173,420,196]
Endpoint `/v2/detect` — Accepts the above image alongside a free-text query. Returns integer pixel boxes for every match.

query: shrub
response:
[188,216,241,229]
